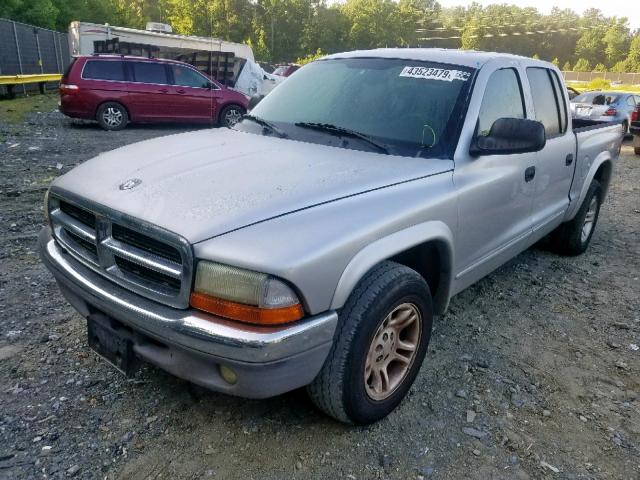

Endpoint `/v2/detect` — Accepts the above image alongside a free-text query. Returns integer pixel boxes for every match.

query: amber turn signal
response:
[190,291,304,325]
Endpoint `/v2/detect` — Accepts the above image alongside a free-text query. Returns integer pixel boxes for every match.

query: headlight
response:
[190,261,304,325]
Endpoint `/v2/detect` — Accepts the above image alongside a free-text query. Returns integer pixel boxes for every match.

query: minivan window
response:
[131,62,168,85]
[527,67,561,136]
[477,68,525,136]
[169,65,210,88]
[83,60,126,81]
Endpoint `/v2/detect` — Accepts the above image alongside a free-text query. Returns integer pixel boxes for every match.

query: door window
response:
[527,67,562,137]
[170,65,211,88]
[130,62,169,85]
[477,68,525,136]
[82,60,126,81]
[549,70,568,133]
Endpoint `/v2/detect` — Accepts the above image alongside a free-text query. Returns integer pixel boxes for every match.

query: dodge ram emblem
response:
[119,178,142,190]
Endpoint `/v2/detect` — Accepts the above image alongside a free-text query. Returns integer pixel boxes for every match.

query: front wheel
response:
[96,102,128,131]
[307,261,433,424]
[548,179,602,256]
[218,104,245,127]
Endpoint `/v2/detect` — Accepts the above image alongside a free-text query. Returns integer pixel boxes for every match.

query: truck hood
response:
[53,129,452,243]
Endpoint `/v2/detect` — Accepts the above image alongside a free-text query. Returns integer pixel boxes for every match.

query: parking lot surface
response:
[1,96,638,479]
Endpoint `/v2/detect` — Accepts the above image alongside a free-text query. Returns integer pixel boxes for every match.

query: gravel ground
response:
[1,96,639,480]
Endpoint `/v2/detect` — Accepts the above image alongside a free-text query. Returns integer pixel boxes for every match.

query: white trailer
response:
[68,21,280,97]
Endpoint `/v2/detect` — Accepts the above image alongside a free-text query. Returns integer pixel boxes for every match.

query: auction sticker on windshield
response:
[400,66,470,82]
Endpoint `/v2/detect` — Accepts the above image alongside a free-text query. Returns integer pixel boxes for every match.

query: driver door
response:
[453,67,537,288]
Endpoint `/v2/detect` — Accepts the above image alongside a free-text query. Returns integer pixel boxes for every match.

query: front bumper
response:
[39,227,338,398]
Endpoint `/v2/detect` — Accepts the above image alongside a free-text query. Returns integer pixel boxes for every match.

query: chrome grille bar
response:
[50,209,97,244]
[102,238,182,278]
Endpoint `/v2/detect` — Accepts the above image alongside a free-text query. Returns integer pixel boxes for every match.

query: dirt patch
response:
[1,101,638,479]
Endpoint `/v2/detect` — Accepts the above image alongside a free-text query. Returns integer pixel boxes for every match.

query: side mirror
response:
[248,94,265,111]
[470,118,546,156]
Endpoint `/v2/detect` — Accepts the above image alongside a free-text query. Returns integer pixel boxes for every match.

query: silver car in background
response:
[570,91,640,134]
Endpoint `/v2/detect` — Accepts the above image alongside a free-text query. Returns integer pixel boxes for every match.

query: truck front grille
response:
[48,194,193,308]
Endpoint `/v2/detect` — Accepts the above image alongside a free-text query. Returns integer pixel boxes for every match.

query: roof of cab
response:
[323,48,548,69]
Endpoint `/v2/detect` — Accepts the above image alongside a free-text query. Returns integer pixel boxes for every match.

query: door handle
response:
[176,89,186,94]
[565,153,574,166]
[524,166,536,182]
[158,88,169,93]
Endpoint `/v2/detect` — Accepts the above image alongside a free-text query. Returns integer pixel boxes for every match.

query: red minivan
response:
[59,55,249,131]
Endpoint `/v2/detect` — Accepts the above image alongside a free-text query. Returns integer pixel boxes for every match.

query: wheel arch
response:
[330,221,455,316]
[565,154,613,221]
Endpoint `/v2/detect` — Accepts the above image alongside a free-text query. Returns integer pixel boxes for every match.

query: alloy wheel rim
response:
[103,107,123,127]
[364,302,421,401]
[581,196,598,243]
[225,109,242,126]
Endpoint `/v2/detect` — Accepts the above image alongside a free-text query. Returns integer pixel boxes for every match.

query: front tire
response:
[548,180,602,256]
[96,102,128,131]
[307,261,433,424]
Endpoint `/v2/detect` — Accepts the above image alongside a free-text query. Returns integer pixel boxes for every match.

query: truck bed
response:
[572,118,623,133]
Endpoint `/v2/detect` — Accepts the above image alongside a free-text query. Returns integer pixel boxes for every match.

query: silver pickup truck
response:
[40,49,623,424]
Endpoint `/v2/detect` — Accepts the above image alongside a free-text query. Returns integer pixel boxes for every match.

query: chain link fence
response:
[562,71,640,85]
[0,18,71,96]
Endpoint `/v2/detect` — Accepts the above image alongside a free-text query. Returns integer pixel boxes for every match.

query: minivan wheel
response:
[97,102,128,131]
[307,261,433,424]
[219,104,245,127]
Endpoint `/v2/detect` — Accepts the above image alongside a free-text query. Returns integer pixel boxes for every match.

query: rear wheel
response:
[218,104,245,127]
[634,147,640,156]
[96,102,128,131]
[547,180,602,256]
[307,261,433,424]
[622,121,628,136]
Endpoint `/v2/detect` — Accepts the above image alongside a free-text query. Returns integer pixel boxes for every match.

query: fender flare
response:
[565,152,613,221]
[329,221,455,315]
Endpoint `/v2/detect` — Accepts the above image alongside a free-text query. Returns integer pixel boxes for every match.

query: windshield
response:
[573,92,620,105]
[235,58,476,157]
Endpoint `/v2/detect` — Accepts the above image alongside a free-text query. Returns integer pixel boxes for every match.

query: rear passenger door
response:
[526,67,575,233]
[167,64,216,122]
[126,61,172,121]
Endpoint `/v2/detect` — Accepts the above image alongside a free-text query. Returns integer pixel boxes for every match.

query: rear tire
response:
[547,180,602,256]
[96,102,128,131]
[218,104,245,127]
[634,147,640,156]
[307,261,433,424]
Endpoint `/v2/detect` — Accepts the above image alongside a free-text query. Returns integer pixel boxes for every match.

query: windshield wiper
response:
[241,114,288,138]
[294,122,389,154]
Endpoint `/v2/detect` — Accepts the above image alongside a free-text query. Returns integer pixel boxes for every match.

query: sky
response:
[437,0,640,29]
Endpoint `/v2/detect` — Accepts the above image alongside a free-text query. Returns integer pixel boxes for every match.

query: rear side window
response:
[130,62,168,85]
[82,60,126,81]
[169,65,210,88]
[627,96,636,107]
[478,68,525,136]
[549,70,567,133]
[526,67,561,137]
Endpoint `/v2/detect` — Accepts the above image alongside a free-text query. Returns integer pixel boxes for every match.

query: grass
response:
[566,79,640,94]
[0,93,59,124]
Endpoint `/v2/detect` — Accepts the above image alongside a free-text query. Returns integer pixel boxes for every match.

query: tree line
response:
[2,0,639,72]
